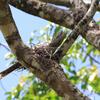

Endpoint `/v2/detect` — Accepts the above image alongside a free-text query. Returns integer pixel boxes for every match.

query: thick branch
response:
[82,24,100,50]
[97,4,100,11]
[9,0,76,29]
[39,0,73,7]
[39,0,100,11]
[86,2,100,11]
[9,0,100,51]
[39,0,87,9]
[52,0,99,61]
[0,0,91,99]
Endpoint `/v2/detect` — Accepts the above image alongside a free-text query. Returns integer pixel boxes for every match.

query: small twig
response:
[49,31,66,47]
[0,42,10,51]
[83,48,100,65]
[88,54,100,65]
[0,62,22,79]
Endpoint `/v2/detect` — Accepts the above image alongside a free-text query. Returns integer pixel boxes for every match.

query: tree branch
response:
[39,0,87,9]
[39,0,73,7]
[39,0,100,11]
[0,0,92,99]
[0,42,10,51]
[97,4,100,11]
[9,0,76,29]
[0,62,21,79]
[9,0,100,51]
[86,2,100,11]
[82,24,100,50]
[52,0,99,61]
[49,31,66,49]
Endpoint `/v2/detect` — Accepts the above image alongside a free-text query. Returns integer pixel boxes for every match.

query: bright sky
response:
[0,4,100,100]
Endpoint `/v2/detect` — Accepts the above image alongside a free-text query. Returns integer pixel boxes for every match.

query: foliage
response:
[5,23,100,99]
[6,73,61,100]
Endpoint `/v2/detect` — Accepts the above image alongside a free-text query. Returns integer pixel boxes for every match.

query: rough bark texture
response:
[9,0,100,50]
[0,0,100,100]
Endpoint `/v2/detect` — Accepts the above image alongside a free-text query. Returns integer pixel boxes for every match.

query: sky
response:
[0,4,100,100]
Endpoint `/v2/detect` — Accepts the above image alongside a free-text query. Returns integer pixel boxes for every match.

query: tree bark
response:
[0,0,99,100]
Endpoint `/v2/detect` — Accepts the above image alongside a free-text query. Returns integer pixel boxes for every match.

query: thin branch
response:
[0,42,10,51]
[84,48,100,65]
[0,62,22,79]
[52,0,99,62]
[88,54,100,65]
[49,31,66,47]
